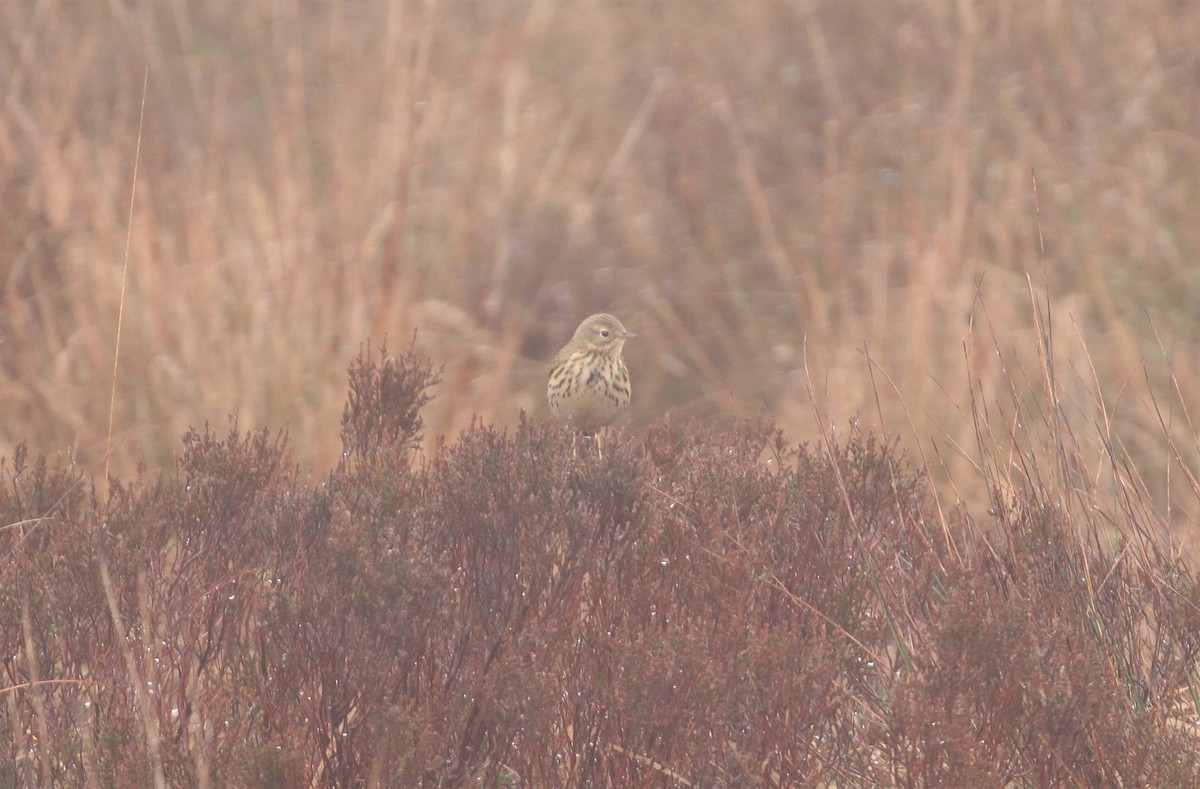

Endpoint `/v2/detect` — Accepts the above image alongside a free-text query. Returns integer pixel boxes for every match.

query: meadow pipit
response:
[547,313,635,436]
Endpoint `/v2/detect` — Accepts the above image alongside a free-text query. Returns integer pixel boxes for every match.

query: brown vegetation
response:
[3,345,1199,785]
[4,0,1200,784]
[2,1,1199,521]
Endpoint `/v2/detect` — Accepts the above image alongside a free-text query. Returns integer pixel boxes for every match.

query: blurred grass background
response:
[2,0,1199,532]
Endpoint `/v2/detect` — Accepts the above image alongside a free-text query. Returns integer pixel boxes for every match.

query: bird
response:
[547,313,635,436]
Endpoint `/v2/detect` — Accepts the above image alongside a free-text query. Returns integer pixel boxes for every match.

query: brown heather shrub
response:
[886,495,1199,788]
[2,344,1199,786]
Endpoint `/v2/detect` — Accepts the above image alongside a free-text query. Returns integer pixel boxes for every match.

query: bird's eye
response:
[600,329,611,338]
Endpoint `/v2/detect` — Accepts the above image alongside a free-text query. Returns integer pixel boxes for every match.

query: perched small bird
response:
[547,313,635,436]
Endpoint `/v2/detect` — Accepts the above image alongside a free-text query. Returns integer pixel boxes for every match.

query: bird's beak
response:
[624,330,638,339]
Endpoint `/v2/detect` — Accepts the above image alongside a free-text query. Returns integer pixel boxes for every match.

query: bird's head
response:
[574,313,636,356]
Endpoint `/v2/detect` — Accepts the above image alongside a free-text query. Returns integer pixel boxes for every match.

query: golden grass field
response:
[4,0,1200,541]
